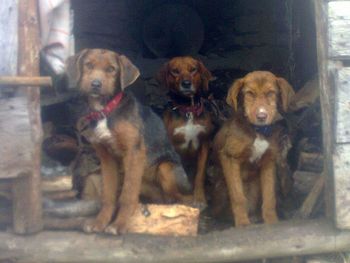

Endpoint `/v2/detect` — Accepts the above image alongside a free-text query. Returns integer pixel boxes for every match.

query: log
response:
[0,76,52,87]
[12,0,43,234]
[126,204,199,237]
[41,175,73,192]
[44,190,77,200]
[297,152,324,173]
[0,220,350,263]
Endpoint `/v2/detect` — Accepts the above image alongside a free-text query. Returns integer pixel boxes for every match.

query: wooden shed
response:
[0,0,350,262]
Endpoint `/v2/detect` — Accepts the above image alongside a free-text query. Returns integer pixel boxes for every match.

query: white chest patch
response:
[93,118,113,143]
[249,136,269,163]
[174,117,206,150]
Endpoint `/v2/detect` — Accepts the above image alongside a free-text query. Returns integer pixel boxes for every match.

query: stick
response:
[0,76,52,87]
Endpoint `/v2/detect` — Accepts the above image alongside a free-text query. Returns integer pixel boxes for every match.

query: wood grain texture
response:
[12,0,43,234]
[0,220,350,263]
[333,144,350,229]
[335,68,350,143]
[328,1,350,58]
[0,76,52,87]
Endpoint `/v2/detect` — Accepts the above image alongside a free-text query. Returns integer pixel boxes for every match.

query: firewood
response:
[44,190,77,200]
[41,175,73,192]
[298,152,323,173]
[126,204,199,236]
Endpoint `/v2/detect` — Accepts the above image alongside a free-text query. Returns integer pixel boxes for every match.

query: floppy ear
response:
[118,55,140,90]
[276,77,295,112]
[197,60,212,93]
[156,62,169,88]
[65,49,89,89]
[226,78,244,111]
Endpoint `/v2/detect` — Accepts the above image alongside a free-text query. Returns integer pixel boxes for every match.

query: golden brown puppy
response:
[213,71,294,226]
[66,49,191,235]
[158,56,215,207]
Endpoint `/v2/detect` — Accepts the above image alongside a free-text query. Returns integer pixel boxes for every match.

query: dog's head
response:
[226,71,295,126]
[66,49,140,99]
[157,56,212,98]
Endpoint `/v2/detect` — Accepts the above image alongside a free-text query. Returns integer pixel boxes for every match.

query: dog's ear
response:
[156,62,169,88]
[276,77,295,112]
[65,49,89,89]
[197,60,212,93]
[226,78,244,111]
[117,55,140,90]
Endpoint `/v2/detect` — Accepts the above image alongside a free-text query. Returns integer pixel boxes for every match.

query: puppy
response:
[66,49,191,234]
[157,56,215,207]
[213,71,295,226]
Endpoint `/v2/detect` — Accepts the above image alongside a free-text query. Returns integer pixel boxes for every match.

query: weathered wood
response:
[0,220,350,263]
[313,0,335,219]
[334,68,350,143]
[328,1,350,58]
[41,175,73,192]
[297,175,325,219]
[0,97,33,179]
[333,144,350,229]
[0,76,52,87]
[12,0,43,234]
[44,190,77,200]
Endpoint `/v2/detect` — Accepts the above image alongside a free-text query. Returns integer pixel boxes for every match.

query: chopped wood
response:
[126,204,199,237]
[41,175,73,192]
[293,171,321,195]
[0,76,52,87]
[298,152,323,173]
[43,199,100,218]
[44,190,77,200]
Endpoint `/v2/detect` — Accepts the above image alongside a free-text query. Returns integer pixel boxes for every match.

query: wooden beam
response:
[0,76,52,87]
[313,0,335,219]
[12,0,43,234]
[0,220,349,263]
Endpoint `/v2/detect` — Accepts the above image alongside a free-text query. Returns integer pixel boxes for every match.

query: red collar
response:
[174,102,204,117]
[85,92,124,122]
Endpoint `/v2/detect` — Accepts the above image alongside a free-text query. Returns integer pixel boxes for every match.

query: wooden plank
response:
[333,144,350,229]
[0,220,350,263]
[328,1,350,58]
[313,0,335,218]
[335,68,350,143]
[0,76,52,87]
[12,0,43,234]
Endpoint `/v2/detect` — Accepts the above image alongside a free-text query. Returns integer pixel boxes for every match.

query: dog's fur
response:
[66,49,191,235]
[157,56,215,207]
[213,71,295,226]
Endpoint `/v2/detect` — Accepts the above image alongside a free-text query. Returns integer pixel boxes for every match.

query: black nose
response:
[256,112,268,122]
[91,79,102,91]
[181,80,192,89]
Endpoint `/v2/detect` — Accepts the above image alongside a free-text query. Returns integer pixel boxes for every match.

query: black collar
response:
[252,124,273,137]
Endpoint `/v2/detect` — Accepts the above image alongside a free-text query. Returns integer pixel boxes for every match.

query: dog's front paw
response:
[104,224,120,235]
[193,192,208,211]
[263,210,279,224]
[234,215,251,227]
[83,219,109,233]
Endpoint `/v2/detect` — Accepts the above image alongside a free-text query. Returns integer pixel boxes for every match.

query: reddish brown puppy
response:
[66,49,191,235]
[213,71,294,226]
[158,56,215,207]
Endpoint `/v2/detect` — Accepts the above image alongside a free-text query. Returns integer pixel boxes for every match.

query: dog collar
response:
[252,124,273,137]
[173,102,204,117]
[85,92,124,122]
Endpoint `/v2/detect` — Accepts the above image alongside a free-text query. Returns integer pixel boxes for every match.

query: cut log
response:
[293,171,321,195]
[44,190,77,200]
[297,152,323,173]
[0,76,52,87]
[41,175,73,192]
[126,204,199,237]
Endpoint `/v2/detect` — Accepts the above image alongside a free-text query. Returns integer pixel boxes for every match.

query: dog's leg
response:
[84,145,118,233]
[157,162,193,204]
[219,153,250,226]
[193,142,209,208]
[260,158,278,224]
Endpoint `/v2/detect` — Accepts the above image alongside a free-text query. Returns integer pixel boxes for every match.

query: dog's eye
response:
[171,69,180,76]
[190,67,197,73]
[245,91,255,97]
[266,91,275,98]
[106,66,116,73]
[85,62,94,70]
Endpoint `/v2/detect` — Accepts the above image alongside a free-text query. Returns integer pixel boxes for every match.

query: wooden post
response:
[11,0,43,234]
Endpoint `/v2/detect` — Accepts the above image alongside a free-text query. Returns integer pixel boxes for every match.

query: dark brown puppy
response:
[158,56,215,207]
[213,71,294,226]
[66,49,191,235]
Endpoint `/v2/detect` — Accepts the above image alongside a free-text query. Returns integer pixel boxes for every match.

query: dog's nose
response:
[91,79,102,91]
[181,80,192,89]
[256,111,268,122]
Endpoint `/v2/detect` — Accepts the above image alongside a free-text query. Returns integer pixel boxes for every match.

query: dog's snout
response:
[181,80,192,89]
[256,108,268,121]
[91,79,102,90]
